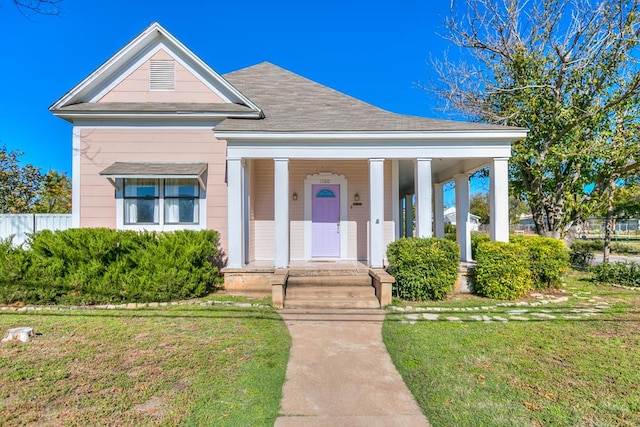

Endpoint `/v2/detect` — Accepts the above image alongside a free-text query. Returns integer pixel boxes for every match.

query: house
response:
[443,207,481,232]
[50,23,527,296]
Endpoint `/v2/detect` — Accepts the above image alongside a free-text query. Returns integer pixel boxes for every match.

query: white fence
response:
[0,214,72,246]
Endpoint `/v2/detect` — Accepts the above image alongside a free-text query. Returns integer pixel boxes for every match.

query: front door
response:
[311,184,340,257]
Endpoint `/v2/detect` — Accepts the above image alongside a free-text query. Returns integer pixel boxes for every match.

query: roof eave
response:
[51,110,263,122]
[214,129,529,142]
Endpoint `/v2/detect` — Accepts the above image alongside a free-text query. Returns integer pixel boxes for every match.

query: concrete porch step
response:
[284,297,380,310]
[287,275,372,287]
[286,285,376,299]
[285,273,380,309]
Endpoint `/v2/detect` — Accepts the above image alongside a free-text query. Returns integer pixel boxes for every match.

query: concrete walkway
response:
[275,309,430,427]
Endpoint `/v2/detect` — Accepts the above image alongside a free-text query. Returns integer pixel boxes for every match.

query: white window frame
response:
[116,178,206,231]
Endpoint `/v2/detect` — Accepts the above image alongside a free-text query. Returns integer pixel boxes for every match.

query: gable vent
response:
[149,60,175,91]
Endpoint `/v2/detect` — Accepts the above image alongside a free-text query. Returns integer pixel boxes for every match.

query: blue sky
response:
[0,0,459,173]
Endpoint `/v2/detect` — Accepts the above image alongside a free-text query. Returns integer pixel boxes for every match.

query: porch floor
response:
[243,260,370,274]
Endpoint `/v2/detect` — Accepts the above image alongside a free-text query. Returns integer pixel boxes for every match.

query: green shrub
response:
[444,232,457,242]
[471,233,490,260]
[511,235,569,289]
[474,241,533,300]
[570,239,640,255]
[570,246,594,268]
[591,262,640,287]
[386,237,460,301]
[0,228,223,305]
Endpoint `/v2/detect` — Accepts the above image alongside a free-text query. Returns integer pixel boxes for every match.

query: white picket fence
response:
[0,214,72,246]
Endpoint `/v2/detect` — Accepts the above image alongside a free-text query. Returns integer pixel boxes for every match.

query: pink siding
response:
[250,159,274,261]
[79,128,229,252]
[253,159,392,262]
[99,50,227,104]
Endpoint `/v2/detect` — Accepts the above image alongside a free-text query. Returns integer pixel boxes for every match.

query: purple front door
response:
[311,184,340,257]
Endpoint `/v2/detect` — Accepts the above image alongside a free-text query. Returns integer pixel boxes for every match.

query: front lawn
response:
[0,303,290,426]
[383,272,640,426]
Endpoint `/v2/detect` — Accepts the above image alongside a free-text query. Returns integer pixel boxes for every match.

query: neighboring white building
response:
[443,207,481,231]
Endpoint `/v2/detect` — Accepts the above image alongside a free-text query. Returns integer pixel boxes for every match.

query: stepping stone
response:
[482,315,492,322]
[493,316,509,322]
[422,313,439,321]
[562,315,582,319]
[509,316,530,321]
[470,315,483,321]
[508,309,529,314]
[530,312,556,319]
[445,316,461,322]
[406,314,420,321]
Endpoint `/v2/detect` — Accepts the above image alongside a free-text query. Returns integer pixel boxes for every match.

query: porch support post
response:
[399,197,405,238]
[490,157,510,242]
[455,173,472,262]
[392,159,400,241]
[227,158,244,268]
[434,182,445,238]
[274,158,289,268]
[404,195,413,237]
[415,158,433,238]
[369,159,385,268]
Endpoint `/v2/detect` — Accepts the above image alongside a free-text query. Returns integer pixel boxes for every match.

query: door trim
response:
[304,173,347,259]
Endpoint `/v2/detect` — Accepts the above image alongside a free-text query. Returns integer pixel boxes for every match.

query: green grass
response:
[383,271,640,426]
[0,303,290,426]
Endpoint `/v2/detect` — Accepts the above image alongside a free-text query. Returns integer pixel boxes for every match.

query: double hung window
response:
[123,178,199,225]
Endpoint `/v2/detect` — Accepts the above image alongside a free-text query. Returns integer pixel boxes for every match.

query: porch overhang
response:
[99,162,208,190]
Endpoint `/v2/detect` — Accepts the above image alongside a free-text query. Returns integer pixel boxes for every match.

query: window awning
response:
[100,162,208,189]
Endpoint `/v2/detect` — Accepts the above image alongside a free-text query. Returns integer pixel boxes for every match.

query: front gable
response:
[50,22,261,119]
[97,48,228,104]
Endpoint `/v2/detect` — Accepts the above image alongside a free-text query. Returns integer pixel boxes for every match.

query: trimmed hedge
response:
[591,262,640,287]
[386,237,460,301]
[0,228,223,305]
[511,235,569,289]
[571,239,640,255]
[474,241,533,300]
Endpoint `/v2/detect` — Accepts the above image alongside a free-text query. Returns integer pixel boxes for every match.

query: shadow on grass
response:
[0,306,284,322]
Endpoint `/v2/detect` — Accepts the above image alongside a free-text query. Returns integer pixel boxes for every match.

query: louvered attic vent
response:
[149,60,175,91]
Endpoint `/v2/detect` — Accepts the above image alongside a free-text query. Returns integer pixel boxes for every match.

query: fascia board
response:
[52,110,262,122]
[215,129,528,143]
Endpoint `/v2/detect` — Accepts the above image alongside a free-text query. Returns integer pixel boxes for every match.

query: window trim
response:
[116,178,206,231]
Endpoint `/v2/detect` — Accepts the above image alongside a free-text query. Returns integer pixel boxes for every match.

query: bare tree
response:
[11,0,61,16]
[429,0,640,241]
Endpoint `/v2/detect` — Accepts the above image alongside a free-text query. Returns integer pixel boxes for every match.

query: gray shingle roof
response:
[57,102,254,114]
[218,62,519,133]
[100,162,208,176]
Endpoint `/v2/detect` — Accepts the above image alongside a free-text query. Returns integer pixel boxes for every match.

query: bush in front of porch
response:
[386,237,459,301]
[0,229,223,305]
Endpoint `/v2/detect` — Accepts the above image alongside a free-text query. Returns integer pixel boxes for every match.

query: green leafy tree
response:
[431,0,640,240]
[0,146,71,214]
[34,170,71,213]
[470,193,490,225]
[0,145,42,213]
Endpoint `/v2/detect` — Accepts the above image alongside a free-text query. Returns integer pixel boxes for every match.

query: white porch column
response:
[404,195,413,237]
[415,158,433,238]
[455,174,472,262]
[434,182,445,238]
[369,159,385,268]
[274,158,289,268]
[399,197,405,238]
[392,159,400,241]
[227,158,244,268]
[490,157,510,242]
